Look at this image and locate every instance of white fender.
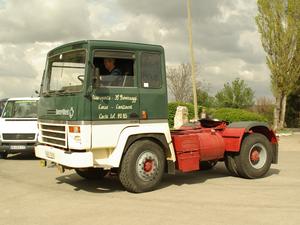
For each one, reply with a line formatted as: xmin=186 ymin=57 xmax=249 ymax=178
xmin=94 ymin=122 xmax=175 ymax=167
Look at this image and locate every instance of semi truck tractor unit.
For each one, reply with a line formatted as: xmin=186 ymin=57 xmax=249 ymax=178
xmin=35 ymin=40 xmax=278 ymax=193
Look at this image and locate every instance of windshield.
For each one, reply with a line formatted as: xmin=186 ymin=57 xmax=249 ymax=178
xmin=43 ymin=50 xmax=86 ymax=94
xmin=0 ymin=100 xmax=7 ymax=116
xmin=2 ymin=100 xmax=38 ymax=118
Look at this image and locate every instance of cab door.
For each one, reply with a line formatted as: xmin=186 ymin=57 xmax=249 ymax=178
xmin=91 ymin=50 xmax=140 ymax=148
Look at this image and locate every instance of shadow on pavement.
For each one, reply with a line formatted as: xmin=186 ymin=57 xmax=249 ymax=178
xmin=266 ymin=168 xmax=280 ymax=177
xmin=55 ymin=164 xmax=281 ymax=193
xmin=56 ymin=173 xmax=124 ymax=193
xmin=159 ymin=165 xmax=230 ymax=189
xmin=4 ymin=152 xmax=37 ymax=161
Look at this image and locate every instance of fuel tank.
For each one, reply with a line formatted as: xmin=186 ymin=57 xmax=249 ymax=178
xmin=196 ymin=130 xmax=225 ymax=161
xmin=172 ymin=128 xmax=226 ymax=162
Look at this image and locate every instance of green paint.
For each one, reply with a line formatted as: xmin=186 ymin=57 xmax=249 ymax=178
xmin=38 ymin=40 xmax=168 ymax=122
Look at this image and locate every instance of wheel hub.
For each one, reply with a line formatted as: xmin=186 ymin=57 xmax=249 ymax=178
xmin=144 ymin=160 xmax=154 ymax=172
xmin=136 ymin=151 xmax=158 ymax=182
xmin=248 ymin=143 xmax=267 ymax=169
xmin=250 ymin=149 xmax=260 ymax=163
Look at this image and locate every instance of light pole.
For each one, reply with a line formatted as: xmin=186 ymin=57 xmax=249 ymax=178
xmin=186 ymin=0 xmax=199 ymax=120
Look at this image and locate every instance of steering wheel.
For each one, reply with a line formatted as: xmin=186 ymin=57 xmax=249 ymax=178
xmin=77 ymin=75 xmax=84 ymax=82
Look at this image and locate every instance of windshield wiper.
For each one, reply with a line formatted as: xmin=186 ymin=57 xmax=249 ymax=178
xmin=43 ymin=90 xmax=55 ymax=97
xmin=56 ymin=89 xmax=75 ymax=96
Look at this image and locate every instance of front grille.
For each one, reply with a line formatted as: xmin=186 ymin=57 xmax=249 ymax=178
xmin=3 ymin=133 xmax=35 ymax=140
xmin=40 ymin=123 xmax=67 ymax=148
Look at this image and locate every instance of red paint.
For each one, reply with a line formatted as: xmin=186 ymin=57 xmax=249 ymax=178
xmin=144 ymin=160 xmax=153 ymax=172
xmin=175 ymin=151 xmax=200 ymax=172
xmin=221 ymin=128 xmax=246 ymax=152
xmin=171 ymin=123 xmax=277 ymax=173
xmin=197 ymin=130 xmax=225 ymax=161
xmin=250 ymin=149 xmax=260 ymax=162
xmin=172 ymin=129 xmax=225 ymax=172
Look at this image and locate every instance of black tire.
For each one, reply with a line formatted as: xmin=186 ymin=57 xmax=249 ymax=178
xmin=224 ymin=152 xmax=239 ymax=176
xmin=235 ymin=133 xmax=272 ymax=179
xmin=75 ymin=168 xmax=108 ymax=180
xmin=119 ymin=139 xmax=165 ymax=193
xmin=200 ymin=160 xmax=217 ymax=170
xmin=0 ymin=152 xmax=8 ymax=159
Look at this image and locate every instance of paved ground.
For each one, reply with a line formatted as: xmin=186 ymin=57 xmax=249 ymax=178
xmin=0 ymin=134 xmax=299 ymax=225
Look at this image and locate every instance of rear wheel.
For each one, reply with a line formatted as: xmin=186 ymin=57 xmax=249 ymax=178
xmin=119 ymin=139 xmax=165 ymax=193
xmin=235 ymin=133 xmax=272 ymax=179
xmin=75 ymin=168 xmax=108 ymax=180
xmin=224 ymin=152 xmax=239 ymax=176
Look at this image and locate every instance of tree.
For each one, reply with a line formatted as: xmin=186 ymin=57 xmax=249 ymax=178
xmin=167 ymin=63 xmax=199 ymax=102
xmin=286 ymin=78 xmax=300 ymax=127
xmin=197 ymin=87 xmax=215 ymax=108
xmin=256 ymin=0 xmax=300 ymax=130
xmin=215 ymin=78 xmax=255 ymax=109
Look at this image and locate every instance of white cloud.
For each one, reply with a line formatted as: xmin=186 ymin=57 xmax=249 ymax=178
xmin=0 ymin=0 xmax=92 ymax=43
xmin=0 ymin=0 xmax=273 ymax=100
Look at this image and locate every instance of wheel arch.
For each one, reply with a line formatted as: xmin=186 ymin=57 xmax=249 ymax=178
xmin=120 ymin=133 xmax=176 ymax=174
xmin=225 ymin=121 xmax=278 ymax=164
xmin=123 ymin=133 xmax=171 ymax=159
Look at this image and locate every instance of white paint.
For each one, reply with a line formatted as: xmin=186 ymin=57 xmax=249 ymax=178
xmin=35 ymin=145 xmax=93 ymax=168
xmin=93 ymin=122 xmax=175 ymax=168
xmin=36 ymin=121 xmax=175 ymax=169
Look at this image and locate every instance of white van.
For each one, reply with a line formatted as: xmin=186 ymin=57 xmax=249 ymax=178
xmin=0 ymin=97 xmax=39 ymax=159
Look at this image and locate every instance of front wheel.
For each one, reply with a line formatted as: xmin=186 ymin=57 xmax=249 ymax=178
xmin=119 ymin=139 xmax=165 ymax=193
xmin=235 ymin=133 xmax=273 ymax=179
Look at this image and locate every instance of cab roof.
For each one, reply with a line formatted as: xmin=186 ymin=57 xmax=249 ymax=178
xmin=48 ymin=40 xmax=164 ymax=57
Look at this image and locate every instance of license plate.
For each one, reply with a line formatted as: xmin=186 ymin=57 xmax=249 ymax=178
xmin=10 ymin=145 xmax=26 ymax=150
xmin=45 ymin=150 xmax=55 ymax=159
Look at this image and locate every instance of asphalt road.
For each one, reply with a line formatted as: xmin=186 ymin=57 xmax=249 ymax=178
xmin=0 ymin=134 xmax=299 ymax=225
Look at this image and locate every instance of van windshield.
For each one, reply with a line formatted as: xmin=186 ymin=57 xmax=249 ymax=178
xmin=2 ymin=100 xmax=38 ymax=118
xmin=43 ymin=50 xmax=86 ymax=94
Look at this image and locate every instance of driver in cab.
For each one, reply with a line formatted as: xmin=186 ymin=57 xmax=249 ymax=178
xmin=104 ymin=58 xmax=121 ymax=75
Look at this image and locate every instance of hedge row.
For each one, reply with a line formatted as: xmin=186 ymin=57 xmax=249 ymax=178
xmin=210 ymin=108 xmax=268 ymax=123
xmin=168 ymin=102 xmax=268 ymax=127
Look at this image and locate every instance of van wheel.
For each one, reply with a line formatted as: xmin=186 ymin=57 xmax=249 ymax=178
xmin=200 ymin=160 xmax=217 ymax=170
xmin=119 ymin=139 xmax=165 ymax=193
xmin=224 ymin=152 xmax=239 ymax=176
xmin=235 ymin=133 xmax=272 ymax=179
xmin=75 ymin=168 xmax=108 ymax=179
xmin=0 ymin=152 xmax=8 ymax=159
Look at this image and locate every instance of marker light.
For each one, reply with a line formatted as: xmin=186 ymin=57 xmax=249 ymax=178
xmin=141 ymin=111 xmax=148 ymax=120
xmin=69 ymin=126 xmax=81 ymax=133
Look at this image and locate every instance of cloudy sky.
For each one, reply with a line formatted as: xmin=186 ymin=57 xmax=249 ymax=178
xmin=0 ymin=0 xmax=272 ymax=100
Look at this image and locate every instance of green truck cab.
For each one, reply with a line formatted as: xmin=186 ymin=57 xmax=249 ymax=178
xmin=36 ymin=40 xmax=176 ymax=192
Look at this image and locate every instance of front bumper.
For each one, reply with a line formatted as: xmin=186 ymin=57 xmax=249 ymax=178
xmin=0 ymin=144 xmax=36 ymax=153
xmin=35 ymin=145 xmax=93 ymax=168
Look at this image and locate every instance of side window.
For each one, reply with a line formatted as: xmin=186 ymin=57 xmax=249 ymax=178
xmin=93 ymin=51 xmax=135 ymax=87
xmin=141 ymin=52 xmax=161 ymax=89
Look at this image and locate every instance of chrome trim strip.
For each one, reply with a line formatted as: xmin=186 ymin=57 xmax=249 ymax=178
xmin=38 ymin=119 xmax=168 ymax=125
